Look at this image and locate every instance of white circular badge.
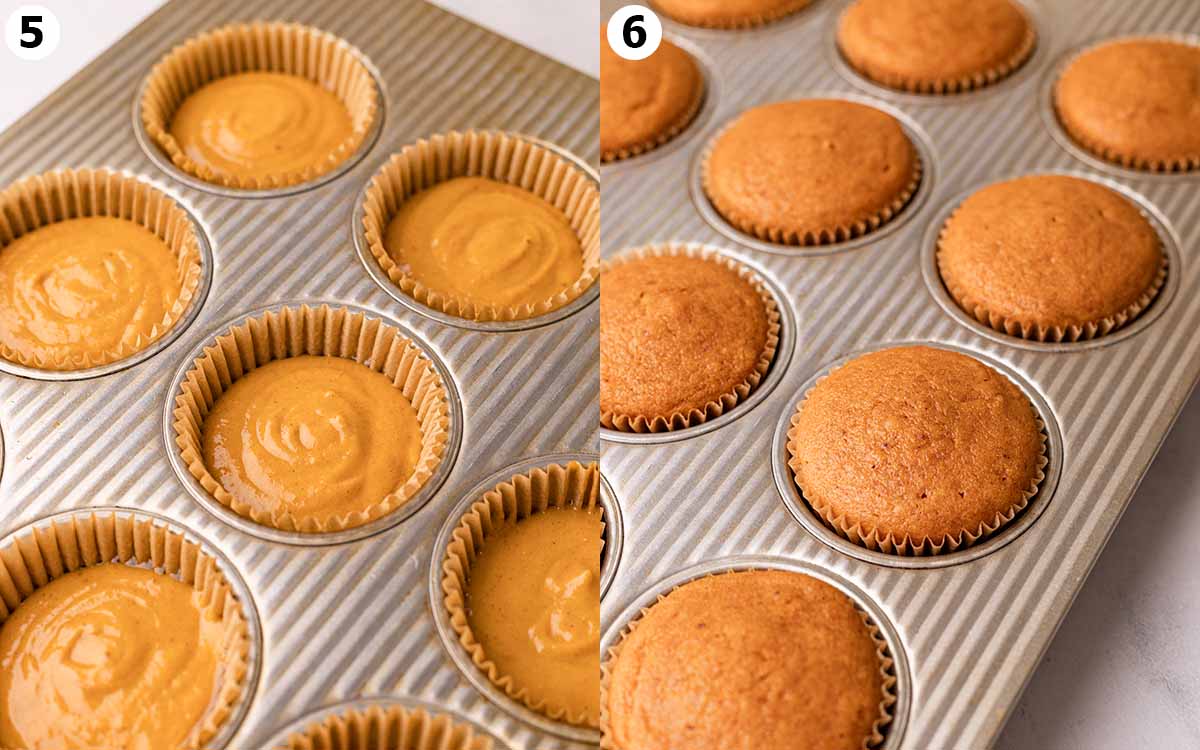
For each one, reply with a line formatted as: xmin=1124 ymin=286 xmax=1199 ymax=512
xmin=6 ymin=5 xmax=60 ymax=61
xmin=606 ymin=5 xmax=663 ymax=61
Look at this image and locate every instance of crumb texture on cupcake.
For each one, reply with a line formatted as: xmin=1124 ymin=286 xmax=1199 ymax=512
xmin=788 ymin=346 xmax=1046 ymax=554
xmin=703 ymin=100 xmax=920 ymax=246
xmin=837 ymin=0 xmax=1036 ymax=93
xmin=601 ymin=32 xmax=703 ymax=161
xmin=1054 ymin=39 xmax=1200 ymax=172
xmin=654 ymin=0 xmax=812 ymax=28
xmin=937 ymin=174 xmax=1165 ymax=341
xmin=600 ymin=249 xmax=777 ymax=432
xmin=604 ymin=569 xmax=890 ymax=750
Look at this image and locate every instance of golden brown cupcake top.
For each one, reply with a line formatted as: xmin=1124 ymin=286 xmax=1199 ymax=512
xmin=605 ymin=569 xmax=887 ymax=750
xmin=600 ymin=252 xmax=774 ymax=431
xmin=837 ymin=0 xmax=1035 ymax=93
xmin=601 ymin=33 xmax=703 ymax=161
xmin=1054 ymin=39 xmax=1200 ymax=172
xmin=937 ymin=175 xmax=1164 ymax=341
xmin=703 ymin=100 xmax=919 ymax=245
xmin=788 ymin=346 xmax=1044 ymax=550
xmin=654 ymin=0 xmax=812 ymax=28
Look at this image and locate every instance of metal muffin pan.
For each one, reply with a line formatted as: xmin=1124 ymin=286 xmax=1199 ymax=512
xmin=0 ymin=1 xmax=598 ymax=748
xmin=600 ymin=0 xmax=1200 ymax=747
xmin=428 ymin=450 xmax=618 ymax=745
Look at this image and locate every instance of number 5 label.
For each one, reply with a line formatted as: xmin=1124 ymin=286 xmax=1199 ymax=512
xmin=606 ymin=5 xmax=663 ymax=61
xmin=5 ymin=5 xmax=60 ymax=61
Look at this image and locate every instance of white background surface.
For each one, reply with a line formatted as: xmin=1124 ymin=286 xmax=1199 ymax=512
xmin=2 ymin=2 xmax=1198 ymax=748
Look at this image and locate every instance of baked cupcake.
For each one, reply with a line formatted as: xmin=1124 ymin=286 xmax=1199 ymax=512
xmin=600 ymin=245 xmax=779 ymax=432
xmin=601 ymin=31 xmax=704 ymax=161
xmin=275 ymin=703 xmax=496 ymax=750
xmin=703 ymin=100 xmax=921 ymax=245
xmin=1054 ymin=38 xmax=1200 ymax=172
xmin=603 ymin=569 xmax=893 ymax=750
xmin=441 ymin=461 xmax=604 ymax=728
xmin=172 ymin=304 xmax=451 ymax=534
xmin=0 ymin=169 xmax=203 ymax=371
xmin=787 ymin=346 xmax=1047 ymax=555
xmin=837 ymin=0 xmax=1036 ymax=93
xmin=141 ymin=22 xmax=378 ymax=189
xmin=937 ymin=174 xmax=1166 ymax=342
xmin=361 ymin=130 xmax=600 ymax=323
xmin=0 ymin=511 xmax=251 ymax=750
xmin=654 ymin=0 xmax=813 ymax=28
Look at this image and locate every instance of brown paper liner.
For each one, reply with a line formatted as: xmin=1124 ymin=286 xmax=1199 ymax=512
xmin=1053 ymin=37 xmax=1200 ymax=173
xmin=0 ymin=509 xmax=251 ymax=748
xmin=601 ymin=72 xmax=705 ymax=163
xmin=277 ymin=703 xmax=495 ymax=750
xmin=600 ymin=243 xmax=781 ymax=433
xmin=440 ymin=460 xmax=603 ymax=728
xmin=786 ymin=362 xmax=1050 ymax=556
xmin=838 ymin=11 xmax=1037 ymax=95
xmin=700 ymin=115 xmax=923 ymax=246
xmin=0 ymin=168 xmax=202 ymax=370
xmin=599 ymin=568 xmax=897 ymax=749
xmin=936 ymin=212 xmax=1168 ymax=343
xmin=171 ymin=304 xmax=450 ymax=533
xmin=361 ymin=130 xmax=600 ymax=322
xmin=653 ymin=0 xmax=813 ymax=29
xmin=140 ymin=21 xmax=378 ymax=190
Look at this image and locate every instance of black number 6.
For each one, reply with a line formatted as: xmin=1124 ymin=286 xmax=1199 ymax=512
xmin=19 ymin=15 xmax=44 ymax=49
xmin=622 ymin=14 xmax=646 ymax=49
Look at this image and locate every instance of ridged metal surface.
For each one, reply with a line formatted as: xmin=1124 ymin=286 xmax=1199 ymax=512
xmin=600 ymin=0 xmax=1200 ymax=748
xmin=0 ymin=1 xmax=598 ymax=748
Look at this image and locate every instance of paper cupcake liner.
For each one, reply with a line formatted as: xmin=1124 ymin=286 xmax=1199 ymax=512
xmin=654 ymin=0 xmax=813 ymax=29
xmin=838 ymin=12 xmax=1037 ymax=94
xmin=171 ymin=303 xmax=450 ymax=533
xmin=440 ymin=460 xmax=602 ymax=728
xmin=599 ymin=568 xmax=897 ymax=749
xmin=600 ymin=243 xmax=781 ymax=433
xmin=785 ymin=367 xmax=1050 ymax=556
xmin=274 ymin=703 xmax=496 ymax=750
xmin=700 ymin=116 xmax=923 ymax=246
xmin=936 ymin=214 xmax=1169 ymax=343
xmin=140 ymin=21 xmax=378 ymax=190
xmin=0 ymin=509 xmax=252 ymax=748
xmin=601 ymin=70 xmax=705 ymax=163
xmin=0 ymin=168 xmax=202 ymax=370
xmin=361 ymin=130 xmax=600 ymax=322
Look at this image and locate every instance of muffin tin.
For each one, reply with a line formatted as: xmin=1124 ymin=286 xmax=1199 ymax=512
xmin=0 ymin=1 xmax=598 ymax=748
xmin=602 ymin=0 xmax=1200 ymax=746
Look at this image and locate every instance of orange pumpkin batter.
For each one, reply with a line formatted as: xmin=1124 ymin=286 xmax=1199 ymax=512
xmin=383 ymin=177 xmax=583 ymax=310
xmin=169 ymin=72 xmax=353 ymax=181
xmin=0 ymin=563 xmax=223 ymax=750
xmin=466 ymin=507 xmax=603 ymax=725
xmin=201 ymin=355 xmax=423 ymax=527
xmin=0 ymin=217 xmax=183 ymax=368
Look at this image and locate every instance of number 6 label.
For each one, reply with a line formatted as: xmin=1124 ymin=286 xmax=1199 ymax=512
xmin=606 ymin=5 xmax=663 ymax=61
xmin=5 ymin=5 xmax=60 ymax=61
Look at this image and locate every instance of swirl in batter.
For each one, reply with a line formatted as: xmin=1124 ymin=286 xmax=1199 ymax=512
xmin=0 ymin=217 xmax=183 ymax=367
xmin=169 ymin=72 xmax=353 ymax=180
xmin=0 ymin=563 xmax=223 ymax=750
xmin=384 ymin=177 xmax=583 ymax=310
xmin=201 ymin=355 xmax=423 ymax=525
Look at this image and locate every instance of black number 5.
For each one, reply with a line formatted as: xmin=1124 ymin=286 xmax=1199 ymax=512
xmin=19 ymin=15 xmax=44 ymax=49
xmin=622 ymin=14 xmax=645 ymax=48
